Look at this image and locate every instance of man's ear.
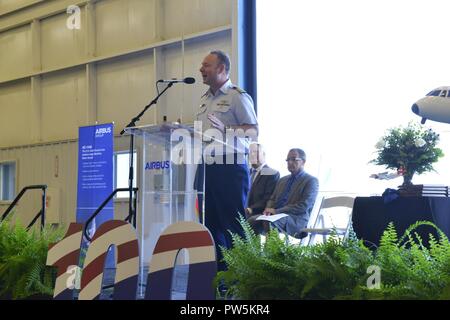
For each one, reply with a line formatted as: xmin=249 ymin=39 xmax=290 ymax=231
xmin=218 ymin=63 xmax=226 ymax=75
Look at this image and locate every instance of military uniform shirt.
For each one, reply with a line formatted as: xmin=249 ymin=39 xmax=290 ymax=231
xmin=196 ymin=79 xmax=258 ymax=154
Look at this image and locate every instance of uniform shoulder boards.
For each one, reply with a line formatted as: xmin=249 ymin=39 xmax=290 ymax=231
xmin=231 ymin=86 xmax=247 ymax=94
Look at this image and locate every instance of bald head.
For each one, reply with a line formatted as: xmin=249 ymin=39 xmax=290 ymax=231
xmin=249 ymin=143 xmax=266 ymax=168
xmin=199 ymin=50 xmax=230 ymax=92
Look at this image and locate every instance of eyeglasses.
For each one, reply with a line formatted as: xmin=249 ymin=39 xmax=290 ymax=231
xmin=285 ymin=157 xmax=303 ymax=162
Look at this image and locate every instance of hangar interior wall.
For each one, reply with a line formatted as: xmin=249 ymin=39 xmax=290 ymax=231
xmin=0 ymin=0 xmax=238 ymax=226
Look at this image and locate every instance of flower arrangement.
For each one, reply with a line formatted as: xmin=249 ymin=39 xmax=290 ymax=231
xmin=370 ymin=122 xmax=444 ymax=185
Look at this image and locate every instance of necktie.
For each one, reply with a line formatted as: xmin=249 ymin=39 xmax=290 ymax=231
xmin=250 ymin=168 xmax=257 ymax=185
xmin=275 ymin=175 xmax=295 ymax=209
xmin=246 ymin=169 xmax=257 ymax=208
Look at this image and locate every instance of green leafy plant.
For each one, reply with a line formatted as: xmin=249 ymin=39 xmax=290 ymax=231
xmin=370 ymin=122 xmax=444 ymax=185
xmin=215 ymin=217 xmax=450 ymax=300
xmin=0 ymin=218 xmax=65 ymax=299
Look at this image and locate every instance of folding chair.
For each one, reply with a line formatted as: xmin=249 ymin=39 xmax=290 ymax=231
xmin=300 ymin=195 xmax=355 ymax=246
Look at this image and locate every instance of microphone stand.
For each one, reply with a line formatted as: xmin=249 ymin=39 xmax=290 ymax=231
xmin=121 ymin=82 xmax=174 ymax=226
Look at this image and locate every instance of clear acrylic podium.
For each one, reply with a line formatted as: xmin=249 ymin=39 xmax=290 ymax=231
xmin=125 ymin=123 xmax=205 ymax=297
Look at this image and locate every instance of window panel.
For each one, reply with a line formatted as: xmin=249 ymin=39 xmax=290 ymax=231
xmin=114 ymin=152 xmax=136 ymax=198
xmin=257 ymin=0 xmax=450 ymax=194
xmin=0 ymin=161 xmax=16 ymax=201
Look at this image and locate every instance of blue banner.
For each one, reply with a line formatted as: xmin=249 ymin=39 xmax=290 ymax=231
xmin=76 ymin=123 xmax=114 ymax=231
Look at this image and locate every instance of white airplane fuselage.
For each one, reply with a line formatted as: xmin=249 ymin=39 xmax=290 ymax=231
xmin=412 ymin=86 xmax=450 ymax=124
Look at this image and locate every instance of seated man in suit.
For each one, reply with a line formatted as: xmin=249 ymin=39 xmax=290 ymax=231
xmin=248 ymin=148 xmax=319 ymax=238
xmin=245 ymin=143 xmax=280 ymax=219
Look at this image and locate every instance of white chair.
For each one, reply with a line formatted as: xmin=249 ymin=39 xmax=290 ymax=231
xmin=259 ymin=195 xmax=355 ymax=247
xmin=300 ymin=195 xmax=355 ymax=246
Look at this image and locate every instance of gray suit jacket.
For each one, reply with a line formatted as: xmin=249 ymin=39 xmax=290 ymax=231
xmin=247 ymin=165 xmax=280 ymax=215
xmin=266 ymin=171 xmax=319 ymax=238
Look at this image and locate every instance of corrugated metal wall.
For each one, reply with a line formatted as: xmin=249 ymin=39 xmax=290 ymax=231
xmin=0 ymin=0 xmax=236 ymax=225
xmin=0 ymin=140 xmax=77 ymax=226
xmin=0 ymin=135 xmax=139 ymax=226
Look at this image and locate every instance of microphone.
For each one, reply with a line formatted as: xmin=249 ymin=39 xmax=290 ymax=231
xmin=157 ymin=77 xmax=195 ymax=84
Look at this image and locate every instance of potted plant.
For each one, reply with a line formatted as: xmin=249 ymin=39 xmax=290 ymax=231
xmin=370 ymin=122 xmax=444 ymax=186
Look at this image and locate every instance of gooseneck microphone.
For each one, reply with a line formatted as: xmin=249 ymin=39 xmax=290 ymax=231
xmin=157 ymin=77 xmax=196 ymax=84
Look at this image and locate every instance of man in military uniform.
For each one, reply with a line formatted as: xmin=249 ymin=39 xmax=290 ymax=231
xmin=196 ymin=50 xmax=258 ymax=271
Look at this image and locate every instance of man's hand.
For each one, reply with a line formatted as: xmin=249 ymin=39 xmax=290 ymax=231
xmin=263 ymin=208 xmax=276 ymax=216
xmin=208 ymin=113 xmax=225 ymax=132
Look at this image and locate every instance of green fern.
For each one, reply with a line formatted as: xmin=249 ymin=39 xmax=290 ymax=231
xmin=0 ymin=219 xmax=65 ymax=299
xmin=215 ymin=218 xmax=450 ymax=300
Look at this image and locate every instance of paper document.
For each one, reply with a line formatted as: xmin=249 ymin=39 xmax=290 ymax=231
xmin=256 ymin=213 xmax=288 ymax=223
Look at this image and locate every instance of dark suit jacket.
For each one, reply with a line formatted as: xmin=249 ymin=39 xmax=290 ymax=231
xmin=266 ymin=171 xmax=319 ymax=238
xmin=247 ymin=165 xmax=280 ymax=215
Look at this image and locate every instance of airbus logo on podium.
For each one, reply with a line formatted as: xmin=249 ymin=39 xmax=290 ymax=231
xmin=145 ymin=161 xmax=170 ymax=170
